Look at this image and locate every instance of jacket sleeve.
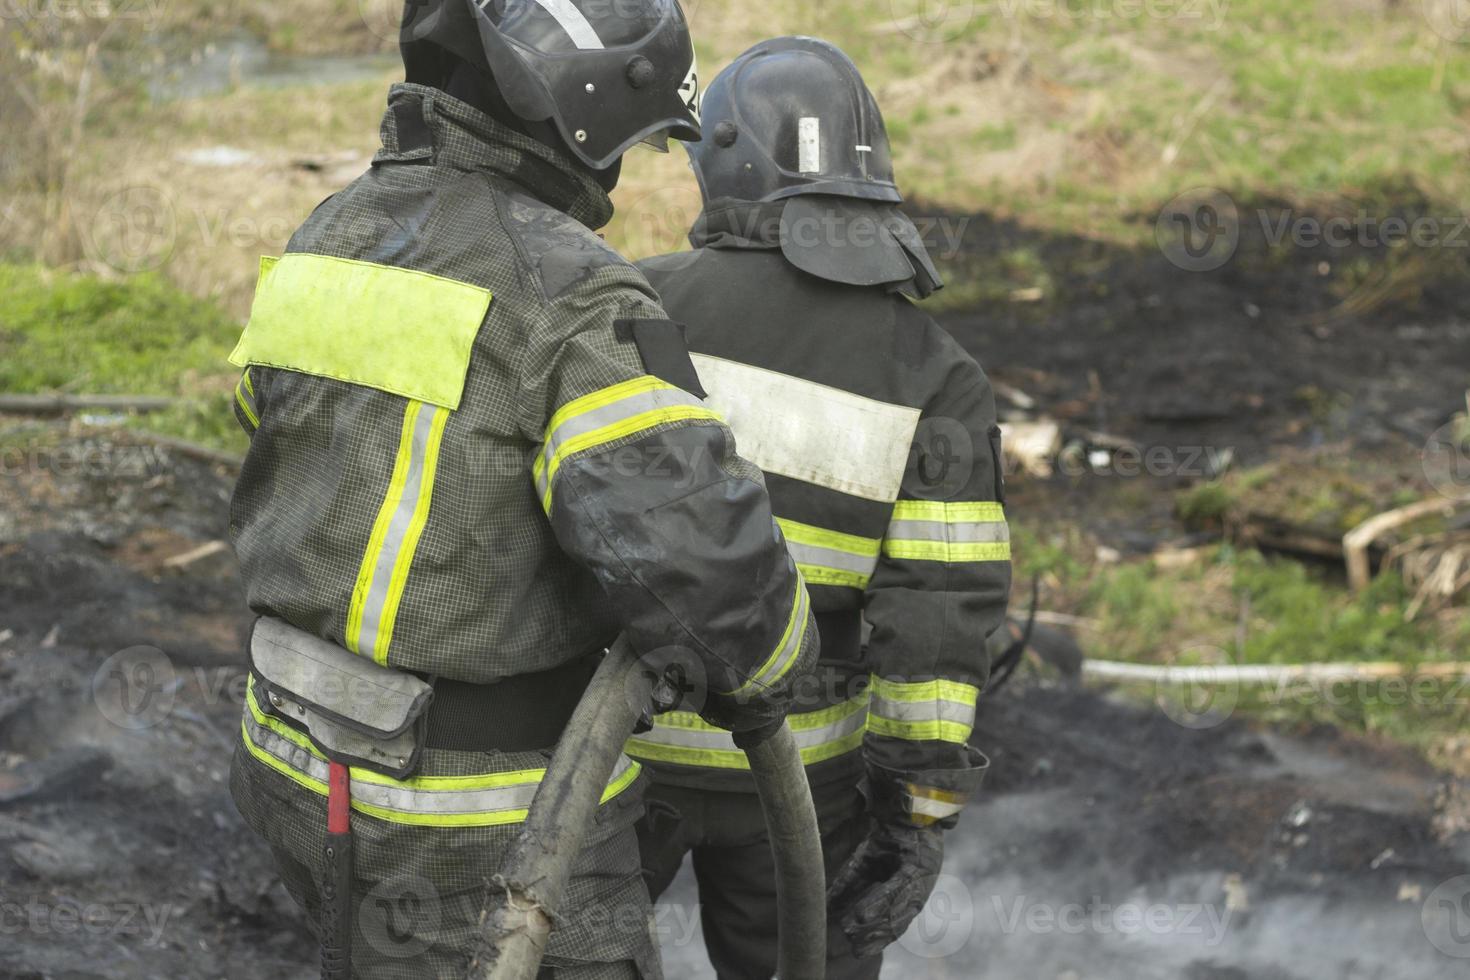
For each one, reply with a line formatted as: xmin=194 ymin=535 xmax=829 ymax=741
xmin=861 ymin=340 xmax=1011 ymax=828
xmin=518 ymin=276 xmax=819 ymax=732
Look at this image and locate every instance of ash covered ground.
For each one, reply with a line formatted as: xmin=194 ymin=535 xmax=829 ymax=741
xmin=3 ymin=202 xmax=1470 ymax=978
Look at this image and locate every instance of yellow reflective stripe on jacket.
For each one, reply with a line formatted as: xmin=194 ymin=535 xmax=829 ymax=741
xmin=532 ymin=375 xmax=721 ymax=512
xmin=883 ymin=500 xmax=1010 ymax=563
xmin=241 ymin=686 xmax=641 ymax=827
xmin=776 ymin=518 xmax=881 ymax=590
xmin=346 ymin=399 xmax=450 ymax=664
xmin=867 ymin=676 xmax=980 ymax=744
xmin=727 ymin=573 xmax=811 ymax=697
xmin=625 ymin=691 xmax=870 ymax=770
xmin=231 ymin=253 xmax=491 ymax=410
xmin=235 ymin=369 xmax=260 ymax=429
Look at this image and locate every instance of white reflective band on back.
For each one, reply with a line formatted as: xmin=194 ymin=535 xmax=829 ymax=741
xmin=691 ymin=354 xmax=920 ymax=502
xmin=799 ymin=117 xmax=821 ymax=174
xmin=528 ymin=0 xmax=605 ymax=50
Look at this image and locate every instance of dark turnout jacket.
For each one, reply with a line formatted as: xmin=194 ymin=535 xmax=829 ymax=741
xmin=630 ymin=200 xmax=1010 ymax=826
xmin=226 ymin=85 xmax=817 ymax=733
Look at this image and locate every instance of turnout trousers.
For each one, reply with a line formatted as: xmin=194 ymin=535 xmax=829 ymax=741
xmin=232 ymin=728 xmax=661 ymax=979
xmin=637 ymin=780 xmax=882 ymax=980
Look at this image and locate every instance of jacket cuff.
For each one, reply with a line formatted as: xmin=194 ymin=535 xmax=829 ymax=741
xmin=866 ymin=745 xmax=989 ymax=829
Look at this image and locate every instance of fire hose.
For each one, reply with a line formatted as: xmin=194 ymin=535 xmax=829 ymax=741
xmin=466 ymin=637 xmax=827 ymax=980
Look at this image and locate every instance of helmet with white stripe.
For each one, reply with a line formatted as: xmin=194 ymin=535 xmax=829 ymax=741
xmin=401 ymin=0 xmax=702 ymax=170
xmin=688 ymin=36 xmax=898 ymax=205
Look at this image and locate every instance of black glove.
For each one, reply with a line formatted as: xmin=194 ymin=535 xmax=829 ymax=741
xmin=826 ymin=820 xmax=945 ymax=958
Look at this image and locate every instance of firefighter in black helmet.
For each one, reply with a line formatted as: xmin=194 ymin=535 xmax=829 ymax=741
xmin=630 ymin=36 xmax=1010 ymax=978
xmin=227 ymin=4 xmax=820 ymax=978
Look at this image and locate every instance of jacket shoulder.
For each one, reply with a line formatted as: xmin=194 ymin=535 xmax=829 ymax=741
xmin=495 ymin=184 xmax=644 ymax=303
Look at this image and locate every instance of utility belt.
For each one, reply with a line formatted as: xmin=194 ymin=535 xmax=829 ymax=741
xmin=248 ymin=616 xmax=599 ymax=780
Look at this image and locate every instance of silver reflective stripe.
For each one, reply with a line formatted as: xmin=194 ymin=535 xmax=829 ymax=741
xmin=539 ymin=385 xmax=707 ymax=476
xmin=744 ymin=581 xmax=810 ymax=692
xmin=528 ymin=0 xmax=605 ymax=50
xmin=359 ymin=404 xmax=444 ymax=660
xmin=246 ymin=707 xmax=637 ymax=818
xmin=886 ymin=519 xmax=1011 ymax=544
xmin=784 ymin=539 xmax=880 ymax=580
xmin=870 ymin=694 xmax=977 ymax=729
xmin=911 ymin=794 xmax=965 ymax=821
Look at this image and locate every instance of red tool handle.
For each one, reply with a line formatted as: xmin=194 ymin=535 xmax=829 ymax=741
xmin=322 ymin=761 xmax=353 ymax=980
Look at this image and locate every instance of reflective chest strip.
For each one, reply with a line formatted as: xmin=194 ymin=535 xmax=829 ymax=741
xmin=690 ymin=354 xmax=920 ymax=503
xmin=777 ymin=518 xmax=880 ymax=591
xmin=883 ymin=500 xmax=1011 ymax=563
xmin=242 ymin=687 xmax=640 ymax=827
xmin=867 ymin=676 xmax=980 ymax=744
xmin=533 ymin=375 xmax=721 ymax=513
xmin=347 ymin=399 xmax=450 ymax=665
xmin=625 ymin=691 xmax=871 ymax=770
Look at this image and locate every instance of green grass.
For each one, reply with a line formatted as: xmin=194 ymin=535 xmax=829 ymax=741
xmin=1043 ymin=535 xmax=1470 ymax=769
xmin=0 ymin=264 xmax=245 ymax=450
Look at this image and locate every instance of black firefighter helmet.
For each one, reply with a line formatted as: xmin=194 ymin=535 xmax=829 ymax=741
xmin=688 ymin=36 xmax=942 ymax=298
xmin=401 ymin=0 xmax=702 ymax=171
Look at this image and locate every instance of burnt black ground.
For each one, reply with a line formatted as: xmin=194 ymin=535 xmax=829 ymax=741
xmin=1 ymin=431 xmax=1465 ymax=979
xmin=2 ymin=198 xmax=1469 ymax=977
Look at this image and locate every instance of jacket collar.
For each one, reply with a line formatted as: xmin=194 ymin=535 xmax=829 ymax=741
xmin=688 ymin=199 xmax=786 ymax=251
xmin=374 ymin=83 xmax=615 ymax=231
